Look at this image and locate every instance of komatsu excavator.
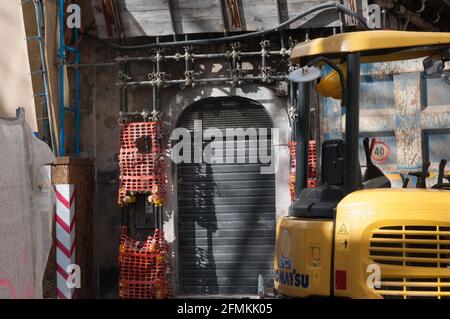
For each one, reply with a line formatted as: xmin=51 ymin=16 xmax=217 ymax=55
xmin=274 ymin=30 xmax=450 ymax=299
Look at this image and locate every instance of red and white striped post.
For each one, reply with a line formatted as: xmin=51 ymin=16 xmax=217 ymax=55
xmin=54 ymin=184 xmax=76 ymax=299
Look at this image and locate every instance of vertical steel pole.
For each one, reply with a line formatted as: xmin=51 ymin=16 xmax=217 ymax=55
xmin=344 ymin=53 xmax=361 ymax=195
xmin=295 ymin=82 xmax=311 ymax=198
xmin=155 ymin=36 xmax=162 ymax=229
xmin=58 ymin=0 xmax=65 ymax=156
xmin=75 ymin=27 xmax=80 ymax=157
xmin=338 ymin=0 xmax=346 ymax=33
xmin=289 ymin=81 xmax=296 ymax=141
xmin=34 ymin=0 xmax=56 ymax=155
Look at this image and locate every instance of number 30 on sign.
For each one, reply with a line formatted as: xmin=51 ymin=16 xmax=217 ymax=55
xmin=371 ymin=141 xmax=391 ymax=163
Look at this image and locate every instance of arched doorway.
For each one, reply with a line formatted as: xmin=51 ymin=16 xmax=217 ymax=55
xmin=176 ymin=96 xmax=276 ymax=296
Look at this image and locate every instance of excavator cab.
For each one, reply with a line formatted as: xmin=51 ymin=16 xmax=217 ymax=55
xmin=274 ymin=31 xmax=450 ymax=299
xmin=362 ymin=137 xmax=391 ymax=189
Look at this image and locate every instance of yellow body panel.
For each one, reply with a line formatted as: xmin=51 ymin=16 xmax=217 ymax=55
xmin=334 ymin=189 xmax=450 ymax=299
xmin=275 ymin=189 xmax=450 ymax=298
xmin=274 ymin=217 xmax=334 ymax=297
xmin=289 ymin=30 xmax=450 ymax=64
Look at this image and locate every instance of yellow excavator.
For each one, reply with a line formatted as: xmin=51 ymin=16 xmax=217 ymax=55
xmin=274 ymin=31 xmax=450 ymax=299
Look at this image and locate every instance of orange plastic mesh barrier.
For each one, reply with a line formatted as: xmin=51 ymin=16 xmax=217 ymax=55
xmin=289 ymin=140 xmax=317 ymax=202
xmin=119 ymin=226 xmax=171 ymax=299
xmin=118 ymin=121 xmax=167 ymax=206
xmin=288 ymin=141 xmax=297 ymax=201
xmin=308 ymin=141 xmax=317 ymax=178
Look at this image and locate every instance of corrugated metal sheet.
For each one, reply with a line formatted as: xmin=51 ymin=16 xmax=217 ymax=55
xmin=177 ymin=97 xmax=276 ymax=295
xmin=320 ymin=59 xmax=450 ymax=188
xmin=91 ymin=0 xmax=359 ymax=39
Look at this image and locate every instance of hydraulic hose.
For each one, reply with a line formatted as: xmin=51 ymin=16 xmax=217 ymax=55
xmin=84 ymin=2 xmax=370 ymax=50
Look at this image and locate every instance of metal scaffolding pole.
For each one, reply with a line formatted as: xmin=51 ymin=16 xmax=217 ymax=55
xmin=58 ymin=0 xmax=80 ymax=157
xmin=115 ymin=36 xmax=291 ymax=89
xmin=30 ymin=0 xmax=57 ymax=155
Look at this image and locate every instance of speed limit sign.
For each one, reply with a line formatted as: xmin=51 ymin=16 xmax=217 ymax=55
xmin=371 ymin=141 xmax=391 ymax=163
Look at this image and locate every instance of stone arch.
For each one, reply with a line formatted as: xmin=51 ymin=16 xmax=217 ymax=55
xmin=162 ymin=84 xmax=291 ymax=294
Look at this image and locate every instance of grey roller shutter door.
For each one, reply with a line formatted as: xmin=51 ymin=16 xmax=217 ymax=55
xmin=177 ymin=97 xmax=276 ymax=295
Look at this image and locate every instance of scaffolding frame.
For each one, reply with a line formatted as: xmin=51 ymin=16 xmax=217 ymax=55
xmin=23 ymin=0 xmax=57 ymax=154
xmin=58 ymin=0 xmax=80 ymax=157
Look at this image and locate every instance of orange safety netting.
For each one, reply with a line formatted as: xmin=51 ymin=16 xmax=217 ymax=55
xmin=289 ymin=140 xmax=317 ymax=202
xmin=118 ymin=121 xmax=167 ymax=206
xmin=119 ymin=226 xmax=171 ymax=299
xmin=308 ymin=141 xmax=317 ymax=179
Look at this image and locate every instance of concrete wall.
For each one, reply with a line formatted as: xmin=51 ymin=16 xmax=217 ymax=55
xmin=77 ymin=39 xmax=293 ymax=296
xmin=0 ymin=0 xmax=37 ymax=131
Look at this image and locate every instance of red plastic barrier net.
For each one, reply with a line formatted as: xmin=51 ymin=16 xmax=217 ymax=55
xmin=118 ymin=122 xmax=167 ymax=206
xmin=119 ymin=226 xmax=171 ymax=299
xmin=289 ymin=140 xmax=317 ymax=202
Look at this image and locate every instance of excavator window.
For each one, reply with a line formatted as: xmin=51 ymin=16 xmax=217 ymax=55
xmin=321 ymin=139 xmax=346 ymax=186
xmin=289 ymin=139 xmax=346 ymax=219
xmin=362 ymin=137 xmax=391 ymax=189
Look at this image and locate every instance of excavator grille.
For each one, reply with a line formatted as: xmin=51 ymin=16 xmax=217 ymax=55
xmin=369 ymin=225 xmax=450 ymax=298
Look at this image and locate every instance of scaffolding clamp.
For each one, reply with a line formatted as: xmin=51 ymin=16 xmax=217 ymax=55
xmin=260 ymin=40 xmax=271 ymax=58
xmin=151 ymin=110 xmax=164 ymax=122
xmin=184 ymin=46 xmax=195 ymax=63
xmin=288 ymin=103 xmax=298 ymax=121
xmin=230 ymin=42 xmax=241 ymax=60
xmin=184 ymin=70 xmax=197 ymax=87
xmin=117 ymin=70 xmax=132 ymax=86
xmin=148 ymin=72 xmax=167 ymax=87
xmin=260 ymin=66 xmax=273 ymax=83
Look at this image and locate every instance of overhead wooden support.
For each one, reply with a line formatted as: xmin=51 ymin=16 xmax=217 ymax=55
xmin=92 ymin=0 xmax=357 ymax=39
xmin=219 ymin=0 xmax=230 ymax=35
xmin=167 ymin=0 xmax=177 ymax=40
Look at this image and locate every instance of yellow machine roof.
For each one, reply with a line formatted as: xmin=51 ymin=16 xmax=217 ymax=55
xmin=338 ymin=189 xmax=450 ymax=212
xmin=290 ymin=30 xmax=450 ymax=64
